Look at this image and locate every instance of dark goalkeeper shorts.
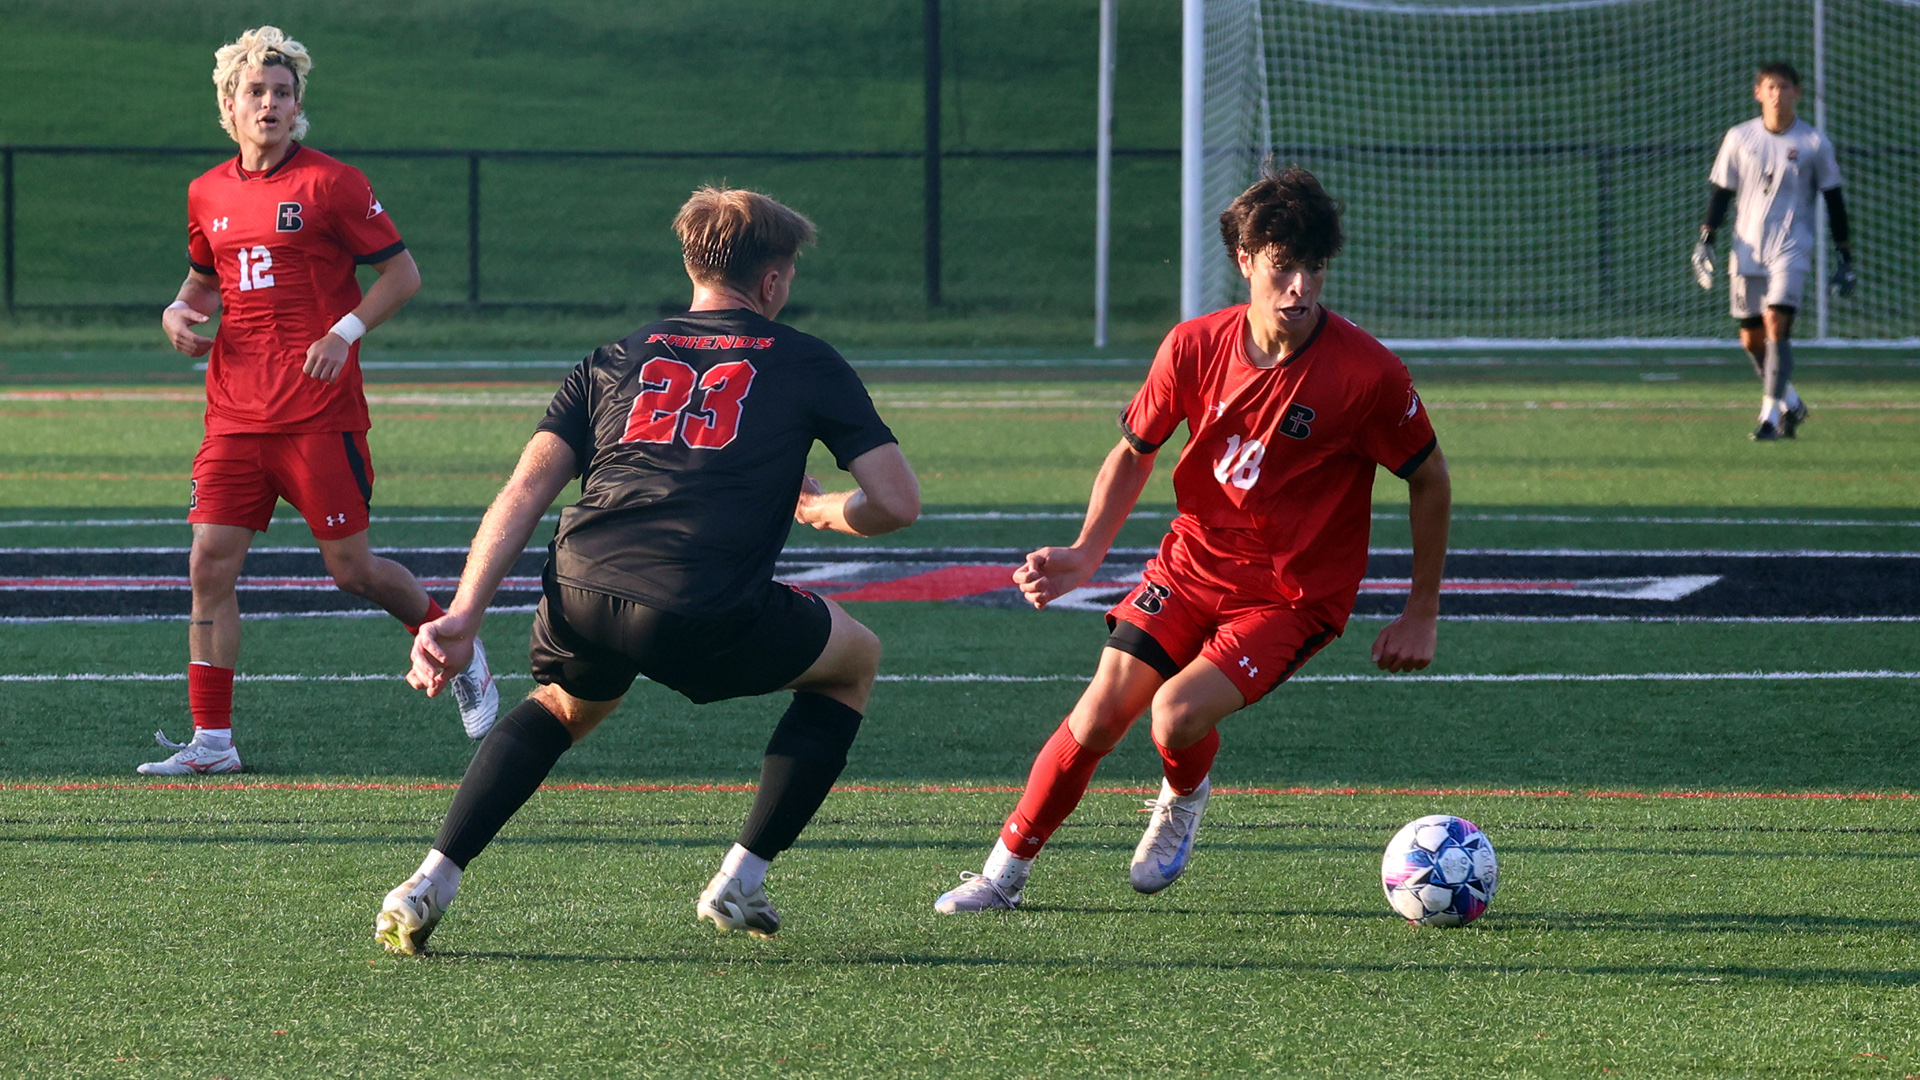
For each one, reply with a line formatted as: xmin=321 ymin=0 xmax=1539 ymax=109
xmin=529 ymin=575 xmax=834 ymax=705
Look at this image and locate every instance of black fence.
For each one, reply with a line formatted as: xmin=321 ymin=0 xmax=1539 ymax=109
xmin=0 ymin=143 xmax=1180 ymax=316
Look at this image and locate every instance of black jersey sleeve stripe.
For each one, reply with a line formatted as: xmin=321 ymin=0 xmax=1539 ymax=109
xmin=1391 ymin=436 xmax=1438 ymax=480
xmin=354 ymin=240 xmax=408 ymax=266
xmin=187 ymin=255 xmax=216 ymax=275
xmin=1117 ymin=410 xmax=1162 ymax=455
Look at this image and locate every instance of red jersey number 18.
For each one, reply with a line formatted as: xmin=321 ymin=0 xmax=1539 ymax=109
xmin=1213 ymin=434 xmax=1265 ymax=491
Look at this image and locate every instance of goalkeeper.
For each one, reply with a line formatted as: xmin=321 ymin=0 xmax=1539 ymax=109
xmin=1690 ymin=61 xmax=1851 ymax=441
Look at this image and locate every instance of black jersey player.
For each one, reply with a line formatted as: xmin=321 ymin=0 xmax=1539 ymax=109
xmin=375 ymin=187 xmax=921 ymax=953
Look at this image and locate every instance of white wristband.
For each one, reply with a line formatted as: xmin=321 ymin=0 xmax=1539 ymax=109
xmin=165 ymin=300 xmax=191 ymax=312
xmin=328 ymin=312 xmax=367 ymax=344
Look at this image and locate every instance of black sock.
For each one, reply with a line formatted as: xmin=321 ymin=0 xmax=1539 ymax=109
xmin=737 ymin=692 xmax=863 ymax=860
xmin=433 ymin=698 xmax=574 ymax=868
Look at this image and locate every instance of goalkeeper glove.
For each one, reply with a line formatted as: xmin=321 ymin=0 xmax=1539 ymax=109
xmin=1829 ymin=249 xmax=1857 ymax=298
xmin=1690 ymin=234 xmax=1715 ymax=290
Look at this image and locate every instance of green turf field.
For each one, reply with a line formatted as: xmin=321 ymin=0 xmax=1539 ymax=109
xmin=2 ymin=349 xmax=1918 ymax=1077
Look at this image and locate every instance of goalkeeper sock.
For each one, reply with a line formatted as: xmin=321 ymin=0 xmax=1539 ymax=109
xmin=433 ymin=698 xmax=573 ymax=868
xmin=1784 ymin=384 xmax=1803 ymax=410
xmin=1764 ymin=338 xmax=1795 ymax=404
xmin=999 ymin=718 xmax=1107 ymax=860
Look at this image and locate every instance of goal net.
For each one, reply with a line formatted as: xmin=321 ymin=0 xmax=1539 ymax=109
xmin=1185 ymin=0 xmax=1920 ymax=343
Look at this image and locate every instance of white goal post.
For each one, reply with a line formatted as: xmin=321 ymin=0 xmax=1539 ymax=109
xmin=1180 ymin=0 xmax=1920 ymax=346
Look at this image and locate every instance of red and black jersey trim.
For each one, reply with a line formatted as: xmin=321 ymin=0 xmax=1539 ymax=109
xmin=1392 ymin=436 xmax=1438 ymax=480
xmin=1276 ymin=307 xmax=1329 ymax=368
xmin=1117 ymin=411 xmax=1163 ymax=454
xmin=340 ymin=433 xmax=374 ymax=506
xmin=233 ymin=142 xmax=303 ymax=181
xmin=354 ymin=240 xmax=407 ymax=266
xmin=187 ymin=254 xmax=216 ymax=275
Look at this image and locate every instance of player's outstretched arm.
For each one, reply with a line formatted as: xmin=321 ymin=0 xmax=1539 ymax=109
xmin=1015 ymin=438 xmax=1156 ymax=610
xmin=162 ymin=271 xmax=221 ymax=358
xmin=304 ymin=250 xmax=423 ymax=383
xmin=1372 ymin=447 xmax=1450 ymax=672
xmin=410 ymin=431 xmax=577 ymax=696
xmin=793 ymin=443 xmax=921 ymax=537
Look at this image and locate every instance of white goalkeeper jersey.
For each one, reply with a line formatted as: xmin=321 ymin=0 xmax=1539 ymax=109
xmin=1709 ymin=117 xmax=1842 ymax=275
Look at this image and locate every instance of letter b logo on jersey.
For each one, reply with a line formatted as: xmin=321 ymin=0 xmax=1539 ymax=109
xmin=275 ymin=202 xmax=304 ymax=232
xmin=1279 ymin=403 xmax=1315 ymax=440
xmin=1131 ymin=582 xmax=1172 ymax=615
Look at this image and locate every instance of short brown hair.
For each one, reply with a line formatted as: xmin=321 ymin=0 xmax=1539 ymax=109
xmin=1756 ymin=62 xmax=1801 ymax=87
xmin=673 ymin=186 xmax=818 ymax=289
xmin=1218 ymin=163 xmax=1344 ymax=266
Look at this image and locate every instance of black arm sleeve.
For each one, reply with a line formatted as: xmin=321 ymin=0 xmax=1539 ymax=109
xmin=1823 ymin=187 xmax=1850 ymax=249
xmin=1702 ymin=186 xmax=1735 ymax=236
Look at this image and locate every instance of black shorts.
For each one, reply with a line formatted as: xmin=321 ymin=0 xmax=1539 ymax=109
xmin=529 ymin=576 xmax=834 ymax=705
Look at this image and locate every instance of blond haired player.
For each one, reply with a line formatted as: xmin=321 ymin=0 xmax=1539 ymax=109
xmin=375 ymin=187 xmax=919 ymax=954
xmin=148 ymin=26 xmax=497 ymax=775
xmin=1691 ymin=62 xmax=1853 ymax=441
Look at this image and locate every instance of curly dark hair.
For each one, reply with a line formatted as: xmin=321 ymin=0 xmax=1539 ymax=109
xmin=1218 ymin=163 xmax=1344 ymax=266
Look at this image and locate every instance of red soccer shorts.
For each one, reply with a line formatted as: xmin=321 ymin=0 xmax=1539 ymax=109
xmin=1107 ymin=557 xmax=1342 ymax=706
xmin=188 ymin=431 xmax=374 ymax=540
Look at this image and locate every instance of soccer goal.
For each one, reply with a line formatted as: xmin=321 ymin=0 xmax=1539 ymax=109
xmin=1181 ymin=0 xmax=1920 ymax=345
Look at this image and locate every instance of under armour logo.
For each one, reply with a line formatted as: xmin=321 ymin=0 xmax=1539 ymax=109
xmin=1212 ymin=401 xmax=1228 ymax=418
xmin=1239 ymin=656 xmax=1259 ymax=677
xmin=211 ymin=217 xmax=229 ymax=232
xmin=324 ymin=513 xmax=348 ymax=527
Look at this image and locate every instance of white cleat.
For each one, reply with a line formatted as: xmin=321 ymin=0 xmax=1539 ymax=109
xmin=696 ymin=871 xmax=781 ymax=939
xmin=934 ymin=871 xmax=1022 ymax=913
xmin=450 ymin=637 xmax=499 ymax=740
xmin=375 ymin=872 xmax=450 ymax=956
xmin=1130 ymin=776 xmax=1210 ymax=894
xmin=136 ymin=730 xmax=241 ymax=776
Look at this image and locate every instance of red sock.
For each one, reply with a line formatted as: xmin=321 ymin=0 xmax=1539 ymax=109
xmin=404 ymin=596 xmax=446 ymax=636
xmin=188 ymin=662 xmax=235 ymax=732
xmin=1155 ymin=727 xmax=1220 ymax=796
xmin=999 ymin=719 xmax=1107 ymax=859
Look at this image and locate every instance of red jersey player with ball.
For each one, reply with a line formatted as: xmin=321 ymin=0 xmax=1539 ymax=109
xmin=937 ymin=165 xmax=1451 ymax=912
xmin=146 ymin=27 xmax=497 ymax=775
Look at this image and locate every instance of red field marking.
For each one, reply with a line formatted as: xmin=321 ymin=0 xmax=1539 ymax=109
xmin=827 ymin=564 xmax=1021 ymax=602
xmin=4 ymin=782 xmax=1912 ymax=800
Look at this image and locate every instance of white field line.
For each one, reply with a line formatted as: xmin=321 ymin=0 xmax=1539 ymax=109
xmin=2 ymin=670 xmax=1915 ymax=685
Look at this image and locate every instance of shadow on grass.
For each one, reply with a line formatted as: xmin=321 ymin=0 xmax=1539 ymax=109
xmin=415 ymin=946 xmax=1920 ymax=988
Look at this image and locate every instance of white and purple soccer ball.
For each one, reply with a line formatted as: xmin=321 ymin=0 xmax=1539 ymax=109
xmin=1381 ymin=814 xmax=1497 ymax=927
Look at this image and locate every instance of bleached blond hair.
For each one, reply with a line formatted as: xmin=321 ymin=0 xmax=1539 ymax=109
xmin=212 ymin=26 xmax=312 ymax=143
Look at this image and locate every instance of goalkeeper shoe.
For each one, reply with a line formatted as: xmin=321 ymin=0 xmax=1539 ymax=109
xmin=136 ymin=730 xmax=241 ymax=775
xmin=934 ymin=872 xmax=1023 ymax=913
xmin=1130 ymin=776 xmax=1210 ymax=894
xmin=375 ymin=872 xmax=450 ymax=956
xmin=1750 ymin=421 xmax=1782 ymax=442
xmin=696 ymin=871 xmax=781 ymax=939
xmin=1782 ymin=400 xmax=1810 ymax=439
xmin=449 ymin=637 xmax=499 ymax=740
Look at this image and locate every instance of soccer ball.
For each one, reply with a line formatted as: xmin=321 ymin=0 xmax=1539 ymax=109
xmin=1380 ymin=814 xmax=1497 ymax=927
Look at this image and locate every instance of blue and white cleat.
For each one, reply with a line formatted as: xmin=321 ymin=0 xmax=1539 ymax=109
xmin=1130 ymin=776 xmax=1210 ymax=894
xmin=450 ymin=637 xmax=499 ymax=740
